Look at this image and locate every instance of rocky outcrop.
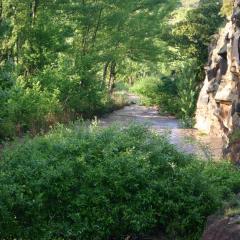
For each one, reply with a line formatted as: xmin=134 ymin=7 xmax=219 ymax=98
xmin=202 ymin=193 xmax=240 ymax=240
xmin=195 ymin=0 xmax=240 ymax=162
xmin=202 ymin=215 xmax=240 ymax=240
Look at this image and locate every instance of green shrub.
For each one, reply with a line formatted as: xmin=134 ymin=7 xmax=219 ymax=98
xmin=31 ymin=60 xmax=114 ymax=119
xmin=114 ymin=81 xmax=129 ymax=92
xmin=156 ymin=74 xmax=179 ymax=114
xmin=131 ymin=77 xmax=162 ymax=106
xmin=131 ymin=64 xmax=199 ymax=127
xmin=6 ymin=79 xmax=61 ymax=134
xmin=176 ymin=64 xmax=199 ymax=127
xmin=0 ymin=60 xmax=127 ymax=140
xmin=131 ymin=75 xmax=178 ymax=113
xmin=0 ymin=123 xmax=239 ymax=239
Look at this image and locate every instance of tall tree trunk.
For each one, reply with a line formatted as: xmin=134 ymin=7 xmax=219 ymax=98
xmin=128 ymin=76 xmax=134 ymax=86
xmin=16 ymin=36 xmax=19 ymax=64
xmin=31 ymin=0 xmax=39 ymax=26
xmin=82 ymin=24 xmax=90 ymax=55
xmin=92 ymin=7 xmax=103 ymax=47
xmin=81 ymin=0 xmax=91 ymax=55
xmin=0 ymin=0 xmax=3 ymax=63
xmin=108 ymin=61 xmax=116 ymax=94
xmin=103 ymin=61 xmax=109 ymax=83
xmin=0 ymin=0 xmax=2 ymax=25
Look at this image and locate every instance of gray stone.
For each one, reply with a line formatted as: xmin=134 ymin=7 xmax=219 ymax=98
xmin=219 ymin=58 xmax=228 ymax=76
xmin=207 ymin=79 xmax=219 ymax=93
xmin=207 ymin=68 xmax=218 ymax=81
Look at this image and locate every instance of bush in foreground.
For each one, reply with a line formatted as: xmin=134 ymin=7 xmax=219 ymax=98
xmin=0 ymin=123 xmax=239 ymax=239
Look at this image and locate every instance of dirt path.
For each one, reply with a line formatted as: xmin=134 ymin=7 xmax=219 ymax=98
xmin=100 ymin=95 xmax=223 ymax=160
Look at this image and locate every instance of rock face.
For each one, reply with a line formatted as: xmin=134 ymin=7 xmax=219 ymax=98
xmin=195 ymin=0 xmax=240 ymax=162
xmin=202 ymin=215 xmax=240 ymax=240
xmin=202 ymin=192 xmax=240 ymax=239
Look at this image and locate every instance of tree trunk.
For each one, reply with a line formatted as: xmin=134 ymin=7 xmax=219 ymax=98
xmin=0 ymin=0 xmax=2 ymax=25
xmin=92 ymin=8 xmax=103 ymax=47
xmin=103 ymin=62 xmax=109 ymax=83
xmin=31 ymin=0 xmax=39 ymax=25
xmin=15 ymin=36 xmax=19 ymax=64
xmin=108 ymin=61 xmax=116 ymax=94
xmin=128 ymin=76 xmax=134 ymax=86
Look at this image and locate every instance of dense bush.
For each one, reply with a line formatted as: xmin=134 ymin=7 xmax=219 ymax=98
xmin=0 ymin=0 xmax=177 ymax=141
xmin=0 ymin=80 xmax=60 ymax=139
xmin=175 ymin=64 xmax=199 ymax=127
xmin=8 ymin=80 xmax=60 ymax=131
xmin=0 ymin=63 xmax=126 ymax=140
xmin=0 ymin=123 xmax=239 ymax=239
xmin=131 ymin=75 xmax=180 ymax=114
xmin=131 ymin=77 xmax=162 ymax=106
xmin=131 ymin=66 xmax=198 ymax=127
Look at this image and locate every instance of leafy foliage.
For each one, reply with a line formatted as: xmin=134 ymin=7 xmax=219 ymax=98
xmin=0 ymin=123 xmax=239 ymax=239
xmin=131 ymin=77 xmax=162 ymax=106
xmin=221 ymin=0 xmax=234 ymax=17
xmin=7 ymin=80 xmax=60 ymax=132
xmin=176 ymin=64 xmax=199 ymax=127
xmin=0 ymin=2 xmax=238 ymax=240
xmin=133 ymin=0 xmax=224 ymax=125
xmin=0 ymin=0 xmax=177 ymax=139
xmin=132 ymin=63 xmax=199 ymax=127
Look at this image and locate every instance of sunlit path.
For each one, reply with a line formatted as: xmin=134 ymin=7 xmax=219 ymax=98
xmin=100 ymin=95 xmax=223 ymax=160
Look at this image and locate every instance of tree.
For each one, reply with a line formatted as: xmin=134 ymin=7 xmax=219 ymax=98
xmin=0 ymin=0 xmax=178 ymax=138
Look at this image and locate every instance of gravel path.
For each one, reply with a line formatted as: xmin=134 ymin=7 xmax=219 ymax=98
xmin=100 ymin=95 xmax=223 ymax=160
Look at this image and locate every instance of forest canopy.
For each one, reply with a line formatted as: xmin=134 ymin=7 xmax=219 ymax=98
xmin=0 ymin=0 xmax=228 ymax=132
xmin=0 ymin=0 xmax=178 ymax=139
xmin=1 ymin=1 xmax=240 ymax=240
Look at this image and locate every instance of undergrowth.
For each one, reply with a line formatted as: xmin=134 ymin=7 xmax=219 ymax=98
xmin=0 ymin=123 xmax=239 ymax=239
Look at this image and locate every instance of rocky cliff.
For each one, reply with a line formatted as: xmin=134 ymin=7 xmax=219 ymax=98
xmin=195 ymin=0 xmax=240 ymax=163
